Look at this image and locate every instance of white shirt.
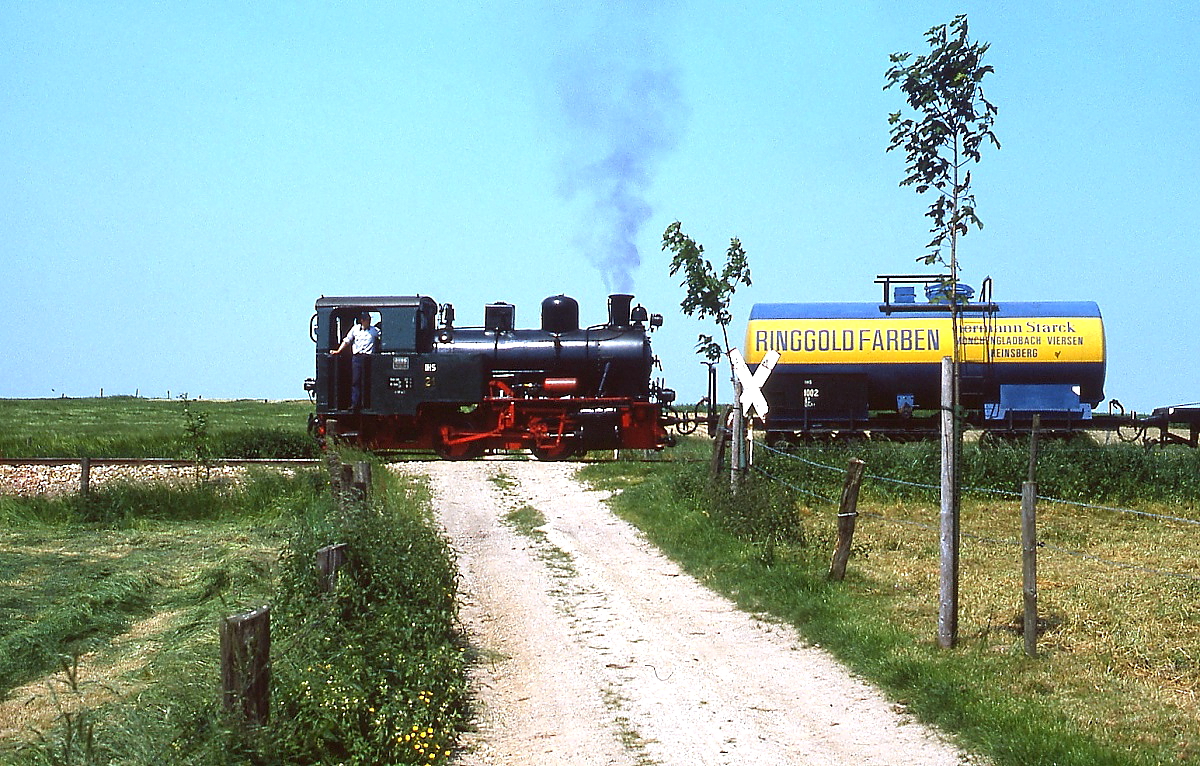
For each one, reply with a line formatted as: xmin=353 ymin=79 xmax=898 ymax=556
xmin=342 ymin=324 xmax=380 ymax=355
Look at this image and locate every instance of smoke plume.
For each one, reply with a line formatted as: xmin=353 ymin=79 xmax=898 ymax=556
xmin=553 ymin=5 xmax=686 ymax=293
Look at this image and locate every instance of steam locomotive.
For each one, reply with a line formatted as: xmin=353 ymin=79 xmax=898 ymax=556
xmin=305 ymin=293 xmax=676 ymax=459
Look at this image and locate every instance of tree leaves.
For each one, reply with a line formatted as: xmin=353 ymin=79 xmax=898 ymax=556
xmin=662 ymin=221 xmax=752 ymax=364
xmin=884 ymin=14 xmax=999 ymax=270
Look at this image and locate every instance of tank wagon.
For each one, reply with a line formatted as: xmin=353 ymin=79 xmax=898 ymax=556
xmin=743 ymin=276 xmax=1108 ymax=440
xmin=305 ymin=293 xmax=676 ymax=459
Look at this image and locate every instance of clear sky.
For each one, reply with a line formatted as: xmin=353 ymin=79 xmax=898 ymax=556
xmin=3 ymin=2 xmax=1197 ymax=412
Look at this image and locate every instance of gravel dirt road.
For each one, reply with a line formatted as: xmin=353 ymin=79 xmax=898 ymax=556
xmin=398 ymin=460 xmax=981 ymax=766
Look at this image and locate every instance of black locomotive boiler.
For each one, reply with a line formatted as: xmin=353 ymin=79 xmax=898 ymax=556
xmin=305 ymin=293 xmax=676 ymax=459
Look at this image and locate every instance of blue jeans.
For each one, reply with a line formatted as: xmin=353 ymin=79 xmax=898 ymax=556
xmin=350 ymin=355 xmax=369 ymax=410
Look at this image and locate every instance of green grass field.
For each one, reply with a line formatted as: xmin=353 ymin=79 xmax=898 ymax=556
xmin=0 ymin=397 xmax=315 ymax=459
xmin=6 ymin=398 xmax=1199 ymax=764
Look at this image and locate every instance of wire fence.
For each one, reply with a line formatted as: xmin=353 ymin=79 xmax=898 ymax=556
xmin=748 ymin=436 xmax=1200 ymax=583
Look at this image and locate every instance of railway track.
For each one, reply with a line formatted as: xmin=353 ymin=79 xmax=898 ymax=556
xmin=0 ymin=457 xmax=321 ymax=467
xmin=0 ymin=457 xmax=321 ymax=497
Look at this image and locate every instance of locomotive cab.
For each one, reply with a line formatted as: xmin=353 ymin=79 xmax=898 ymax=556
xmin=312 ymin=296 xmax=449 ymax=413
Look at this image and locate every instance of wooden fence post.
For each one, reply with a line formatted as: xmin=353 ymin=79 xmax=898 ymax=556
xmin=351 ymin=461 xmax=372 ymax=501
xmin=220 ymin=605 xmax=271 ymax=725
xmin=1021 ymin=481 xmax=1038 ymax=657
xmin=316 ymin=543 xmax=349 ymax=593
xmin=1022 ymin=414 xmax=1041 ymax=657
xmin=79 ymin=457 xmax=91 ymax=496
xmin=333 ymin=461 xmax=372 ymax=508
xmin=828 ymin=458 xmax=867 ymax=581
xmin=710 ymin=406 xmax=732 ymax=481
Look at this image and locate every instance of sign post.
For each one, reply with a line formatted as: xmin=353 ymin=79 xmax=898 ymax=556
xmin=729 ymin=349 xmax=780 ymax=480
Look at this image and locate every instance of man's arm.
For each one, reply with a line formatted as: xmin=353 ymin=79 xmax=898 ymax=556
xmin=331 ymin=329 xmax=353 ymax=355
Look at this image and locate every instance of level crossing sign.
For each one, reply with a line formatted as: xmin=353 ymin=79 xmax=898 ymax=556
xmin=729 ymin=348 xmax=780 ymax=419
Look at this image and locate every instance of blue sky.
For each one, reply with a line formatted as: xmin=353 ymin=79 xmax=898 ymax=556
xmin=3 ymin=1 xmax=1197 ymax=412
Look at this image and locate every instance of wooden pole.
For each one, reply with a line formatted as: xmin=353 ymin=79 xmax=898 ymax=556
xmin=828 ymin=458 xmax=867 ymax=581
xmin=938 ymin=356 xmax=959 ymax=649
xmin=731 ymin=382 xmax=746 ymax=490
xmin=1022 ymin=414 xmax=1041 ymax=657
xmin=1021 ymin=480 xmax=1038 ymax=657
xmin=220 ymin=605 xmax=271 ymax=725
xmin=316 ymin=543 xmax=349 ymax=593
xmin=351 ymin=461 xmax=372 ymax=501
xmin=79 ymin=457 xmax=91 ymax=496
xmin=710 ymin=406 xmax=732 ymax=480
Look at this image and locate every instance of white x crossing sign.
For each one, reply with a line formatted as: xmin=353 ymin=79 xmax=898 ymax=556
xmin=729 ymin=348 xmax=780 ymax=419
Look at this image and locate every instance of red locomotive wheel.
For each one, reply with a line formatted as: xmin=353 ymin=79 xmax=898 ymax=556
xmin=434 ymin=437 xmax=484 ymax=461
xmin=434 ymin=433 xmax=486 ymax=460
xmin=530 ymin=439 xmax=577 ymax=462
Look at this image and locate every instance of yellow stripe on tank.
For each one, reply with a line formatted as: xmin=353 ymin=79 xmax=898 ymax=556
xmin=744 ymin=317 xmax=1105 ymax=366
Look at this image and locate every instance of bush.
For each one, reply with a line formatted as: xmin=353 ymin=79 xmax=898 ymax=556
xmin=684 ymin=468 xmax=808 ymax=551
xmin=269 ymin=467 xmax=467 ymax=765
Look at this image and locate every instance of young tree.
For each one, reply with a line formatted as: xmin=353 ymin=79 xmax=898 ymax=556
xmin=663 ymin=221 xmax=752 ymax=485
xmin=885 ymin=15 xmax=998 ymax=648
xmin=885 ymin=13 xmax=999 ymax=285
xmin=661 ymin=220 xmax=751 ymax=371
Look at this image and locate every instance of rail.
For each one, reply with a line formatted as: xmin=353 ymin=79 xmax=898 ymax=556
xmin=0 ymin=457 xmax=321 ymax=467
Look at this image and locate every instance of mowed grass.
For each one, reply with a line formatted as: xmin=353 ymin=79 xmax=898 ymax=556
xmin=1 ymin=466 xmax=468 ymax=765
xmin=583 ymin=435 xmax=1200 ymax=766
xmin=0 ymin=475 xmax=301 ymax=753
xmin=0 ymin=397 xmax=315 ymax=458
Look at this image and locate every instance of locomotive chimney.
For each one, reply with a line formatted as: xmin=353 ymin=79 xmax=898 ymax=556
xmin=607 ymin=294 xmax=633 ymax=328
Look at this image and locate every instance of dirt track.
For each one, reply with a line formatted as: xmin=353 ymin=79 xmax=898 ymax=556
xmin=397 ymin=460 xmax=980 ymax=766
